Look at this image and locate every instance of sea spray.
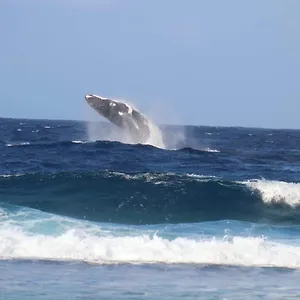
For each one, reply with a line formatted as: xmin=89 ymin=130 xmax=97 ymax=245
xmin=144 ymin=118 xmax=165 ymax=149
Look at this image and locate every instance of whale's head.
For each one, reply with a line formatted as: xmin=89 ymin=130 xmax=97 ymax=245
xmin=85 ymin=94 xmax=133 ymax=127
xmin=85 ymin=94 xmax=113 ymax=114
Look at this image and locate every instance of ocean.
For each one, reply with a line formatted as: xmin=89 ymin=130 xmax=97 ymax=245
xmin=1 ymin=117 xmax=300 ymax=299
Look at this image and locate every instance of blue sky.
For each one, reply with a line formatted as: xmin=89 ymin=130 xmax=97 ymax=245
xmin=0 ymin=0 xmax=299 ymax=128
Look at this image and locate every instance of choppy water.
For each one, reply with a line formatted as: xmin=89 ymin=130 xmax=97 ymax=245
xmin=1 ymin=117 xmax=300 ymax=299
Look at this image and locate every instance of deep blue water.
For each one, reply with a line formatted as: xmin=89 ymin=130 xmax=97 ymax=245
xmin=1 ymin=117 xmax=300 ymax=299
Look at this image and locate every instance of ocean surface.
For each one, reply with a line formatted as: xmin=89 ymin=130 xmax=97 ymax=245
xmin=1 ymin=117 xmax=300 ymax=299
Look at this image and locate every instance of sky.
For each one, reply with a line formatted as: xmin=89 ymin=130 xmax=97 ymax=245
xmin=0 ymin=0 xmax=299 ymax=128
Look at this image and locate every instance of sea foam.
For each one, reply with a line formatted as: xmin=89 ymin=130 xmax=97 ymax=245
xmin=244 ymin=179 xmax=300 ymax=207
xmin=0 ymin=212 xmax=300 ymax=268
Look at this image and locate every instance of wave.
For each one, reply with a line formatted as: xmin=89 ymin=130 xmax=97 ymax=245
xmin=1 ymin=172 xmax=300 ymax=224
xmin=6 ymin=142 xmax=30 ymax=147
xmin=0 ymin=205 xmax=299 ymax=268
xmin=3 ymin=139 xmax=220 ymax=156
xmin=244 ymin=180 xmax=300 ymax=207
xmin=2 ymin=227 xmax=300 ymax=268
xmin=5 ymin=140 xmax=90 ymax=148
xmin=177 ymin=147 xmax=221 ymax=155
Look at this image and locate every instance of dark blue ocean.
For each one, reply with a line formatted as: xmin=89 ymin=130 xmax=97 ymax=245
xmin=1 ymin=117 xmax=300 ymax=299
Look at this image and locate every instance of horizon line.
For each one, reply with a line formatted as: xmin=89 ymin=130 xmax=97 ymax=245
xmin=0 ymin=116 xmax=299 ymax=132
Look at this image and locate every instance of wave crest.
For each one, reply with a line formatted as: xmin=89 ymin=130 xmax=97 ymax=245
xmin=245 ymin=180 xmax=300 ymax=207
xmin=1 ymin=172 xmax=300 ymax=224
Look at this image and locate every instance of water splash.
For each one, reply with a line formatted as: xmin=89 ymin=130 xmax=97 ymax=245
xmin=143 ymin=118 xmax=165 ymax=149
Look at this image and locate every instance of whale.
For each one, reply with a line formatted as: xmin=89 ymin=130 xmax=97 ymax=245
xmin=85 ymin=94 xmax=150 ymax=144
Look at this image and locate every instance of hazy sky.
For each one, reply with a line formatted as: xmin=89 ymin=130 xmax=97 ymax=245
xmin=0 ymin=0 xmax=299 ymax=128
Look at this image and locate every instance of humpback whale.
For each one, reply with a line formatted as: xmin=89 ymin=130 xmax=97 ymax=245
xmin=85 ymin=94 xmax=150 ymax=144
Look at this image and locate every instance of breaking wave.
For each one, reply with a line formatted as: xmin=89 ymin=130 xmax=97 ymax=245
xmin=1 ymin=205 xmax=300 ymax=268
xmin=1 ymin=172 xmax=300 ymax=224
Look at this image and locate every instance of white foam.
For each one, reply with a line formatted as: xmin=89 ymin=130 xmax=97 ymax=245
xmin=104 ymin=172 xmax=216 ymax=185
xmin=202 ymin=148 xmax=220 ymax=153
xmin=244 ymin=180 xmax=300 ymax=207
xmin=6 ymin=142 xmax=30 ymax=147
xmin=0 ymin=225 xmax=300 ymax=268
xmin=1 ymin=173 xmax=25 ymax=178
xmin=105 ymin=172 xmax=173 ymax=185
xmin=186 ymin=174 xmax=217 ymax=180
xmin=72 ymin=140 xmax=88 ymax=144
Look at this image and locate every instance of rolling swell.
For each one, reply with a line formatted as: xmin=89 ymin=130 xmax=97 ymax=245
xmin=1 ymin=172 xmax=299 ymax=225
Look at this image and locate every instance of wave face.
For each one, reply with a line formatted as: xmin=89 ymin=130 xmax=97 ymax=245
xmin=1 ymin=172 xmax=300 ymax=225
xmin=1 ymin=117 xmax=300 ymax=271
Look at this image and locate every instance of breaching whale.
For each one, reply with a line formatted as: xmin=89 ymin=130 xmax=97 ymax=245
xmin=85 ymin=94 xmax=150 ymax=144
